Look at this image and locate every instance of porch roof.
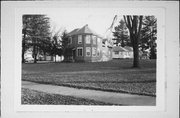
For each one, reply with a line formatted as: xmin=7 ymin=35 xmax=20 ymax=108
xmin=112 ymin=46 xmax=128 ymax=52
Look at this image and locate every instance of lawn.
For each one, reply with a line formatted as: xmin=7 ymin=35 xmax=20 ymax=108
xmin=22 ymin=88 xmax=116 ymax=105
xmin=22 ymin=59 xmax=156 ymax=96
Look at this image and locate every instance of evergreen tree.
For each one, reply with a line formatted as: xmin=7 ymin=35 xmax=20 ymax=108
xmin=113 ymin=19 xmax=130 ymax=47
xmin=61 ymin=30 xmax=70 ymax=60
xmin=140 ymin=16 xmax=157 ymax=59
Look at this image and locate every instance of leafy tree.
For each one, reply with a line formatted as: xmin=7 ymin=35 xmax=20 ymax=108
xmin=22 ymin=15 xmax=51 ymax=63
xmin=123 ymin=15 xmax=143 ymax=67
xmin=113 ymin=19 xmax=131 ymax=47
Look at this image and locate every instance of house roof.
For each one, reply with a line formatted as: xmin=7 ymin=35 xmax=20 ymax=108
xmin=68 ymin=24 xmax=103 ymax=38
xmin=124 ymin=46 xmax=133 ymax=51
xmin=68 ymin=28 xmax=79 ymax=36
xmin=112 ymin=46 xmax=128 ymax=52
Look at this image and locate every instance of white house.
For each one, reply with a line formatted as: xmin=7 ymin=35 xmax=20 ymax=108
xmin=112 ymin=46 xmax=133 ymax=59
xmin=123 ymin=46 xmax=133 ymax=58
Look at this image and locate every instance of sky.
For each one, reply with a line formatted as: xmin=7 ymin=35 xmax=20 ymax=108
xmin=47 ymin=8 xmax=123 ymax=38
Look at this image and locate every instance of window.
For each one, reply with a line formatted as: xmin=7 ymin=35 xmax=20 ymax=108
xmin=97 ymin=48 xmax=100 ymax=56
xmin=86 ymin=47 xmax=91 ymax=56
xmin=115 ymin=51 xmax=119 ymax=55
xmin=77 ymin=47 xmax=83 ymax=56
xmin=78 ymin=35 xmax=82 ymax=44
xmin=97 ymin=38 xmax=101 ymax=43
xmin=92 ymin=47 xmax=96 ymax=57
xmin=92 ymin=36 xmax=96 ymax=44
xmin=68 ymin=37 xmax=72 ymax=44
xmin=86 ymin=35 xmax=91 ymax=44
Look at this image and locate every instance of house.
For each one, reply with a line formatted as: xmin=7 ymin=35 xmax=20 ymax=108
xmin=112 ymin=46 xmax=151 ymax=59
xmin=112 ymin=46 xmax=133 ymax=59
xmin=123 ymin=46 xmax=133 ymax=58
xmin=66 ymin=24 xmax=112 ymax=62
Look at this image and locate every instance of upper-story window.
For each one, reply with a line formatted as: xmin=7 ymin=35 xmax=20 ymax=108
xmin=86 ymin=35 xmax=91 ymax=44
xmin=92 ymin=36 xmax=96 ymax=45
xmin=97 ymin=38 xmax=101 ymax=43
xmin=78 ymin=35 xmax=82 ymax=44
xmin=68 ymin=37 xmax=72 ymax=44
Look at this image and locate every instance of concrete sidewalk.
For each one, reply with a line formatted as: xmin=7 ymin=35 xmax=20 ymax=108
xmin=22 ymin=81 xmax=156 ymax=106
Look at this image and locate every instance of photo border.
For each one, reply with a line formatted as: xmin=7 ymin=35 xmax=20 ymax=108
xmin=1 ymin=1 xmax=179 ymax=118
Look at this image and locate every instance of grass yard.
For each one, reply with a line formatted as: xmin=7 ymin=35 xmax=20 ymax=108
xmin=22 ymin=59 xmax=156 ymax=96
xmin=22 ymin=88 xmax=116 ymax=105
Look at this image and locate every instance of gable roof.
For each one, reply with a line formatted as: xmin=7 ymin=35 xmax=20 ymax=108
xmin=124 ymin=46 xmax=133 ymax=51
xmin=68 ymin=24 xmax=103 ymax=38
xmin=76 ymin=24 xmax=97 ymax=34
xmin=113 ymin=46 xmax=128 ymax=52
xmin=68 ymin=28 xmax=79 ymax=36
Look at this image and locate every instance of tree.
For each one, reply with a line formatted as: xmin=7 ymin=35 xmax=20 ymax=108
xmin=22 ymin=15 xmax=51 ymax=63
xmin=61 ymin=30 xmax=70 ymax=59
xmin=140 ymin=16 xmax=157 ymax=59
xmin=123 ymin=15 xmax=143 ymax=67
xmin=22 ymin=15 xmax=32 ymax=63
xmin=113 ymin=19 xmax=130 ymax=47
xmin=50 ymin=30 xmax=63 ymax=62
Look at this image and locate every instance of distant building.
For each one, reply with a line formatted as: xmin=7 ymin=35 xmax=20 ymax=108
xmin=66 ymin=24 xmax=112 ymax=62
xmin=112 ymin=45 xmax=151 ymax=59
xmin=124 ymin=46 xmax=133 ymax=58
xmin=112 ymin=46 xmax=133 ymax=59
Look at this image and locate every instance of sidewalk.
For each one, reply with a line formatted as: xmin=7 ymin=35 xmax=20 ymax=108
xmin=22 ymin=81 xmax=156 ymax=106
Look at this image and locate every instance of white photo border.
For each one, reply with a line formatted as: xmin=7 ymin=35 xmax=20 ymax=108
xmin=1 ymin=1 xmax=179 ymax=118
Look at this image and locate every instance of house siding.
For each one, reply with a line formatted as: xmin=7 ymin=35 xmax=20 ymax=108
xmin=67 ymin=25 xmax=112 ymax=62
xmin=70 ymin=34 xmax=103 ymax=62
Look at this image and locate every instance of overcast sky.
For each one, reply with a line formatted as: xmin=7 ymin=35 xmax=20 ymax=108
xmin=47 ymin=8 xmax=123 ymax=37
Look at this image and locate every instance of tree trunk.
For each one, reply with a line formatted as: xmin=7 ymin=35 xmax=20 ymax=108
xmin=33 ymin=38 xmax=37 ymax=63
xmin=43 ymin=51 xmax=46 ymax=61
xmin=34 ymin=53 xmax=37 ymax=63
xmin=54 ymin=55 xmax=56 ymax=62
xmin=132 ymin=35 xmax=140 ymax=68
xmin=22 ymin=30 xmax=26 ymax=63
xmin=22 ymin=41 xmax=25 ymax=63
xmin=133 ymin=44 xmax=139 ymax=67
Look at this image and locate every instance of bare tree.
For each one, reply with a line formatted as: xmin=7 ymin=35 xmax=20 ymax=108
xmin=123 ymin=15 xmax=143 ymax=67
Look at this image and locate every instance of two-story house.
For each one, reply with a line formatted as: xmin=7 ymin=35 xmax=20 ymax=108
xmin=66 ymin=24 xmax=112 ymax=62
